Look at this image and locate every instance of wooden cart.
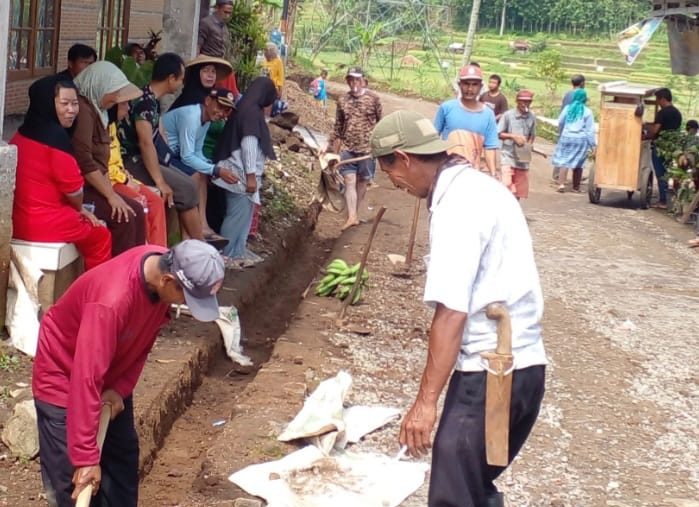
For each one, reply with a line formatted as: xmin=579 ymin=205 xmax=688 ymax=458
xmin=588 ymin=82 xmax=659 ymax=208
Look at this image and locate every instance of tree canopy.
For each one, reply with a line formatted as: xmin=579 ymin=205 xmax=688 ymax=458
xmin=452 ymin=0 xmax=653 ymax=35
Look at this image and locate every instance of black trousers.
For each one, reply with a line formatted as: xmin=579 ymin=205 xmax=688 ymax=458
xmin=35 ymin=397 xmax=139 ymax=507
xmin=83 ymin=186 xmax=146 ymax=258
xmin=428 ymin=365 xmax=546 ymax=507
xmin=125 ymin=158 xmax=199 ymax=212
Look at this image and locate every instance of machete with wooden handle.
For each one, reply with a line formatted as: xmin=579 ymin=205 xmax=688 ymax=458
xmin=75 ymin=404 xmax=112 ymax=507
xmin=482 ymin=303 xmax=514 ymax=467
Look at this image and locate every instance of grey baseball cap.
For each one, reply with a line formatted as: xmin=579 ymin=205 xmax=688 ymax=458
xmin=170 ymin=240 xmax=225 ymax=322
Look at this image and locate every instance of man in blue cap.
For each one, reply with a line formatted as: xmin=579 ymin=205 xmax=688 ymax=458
xmin=32 ymin=240 xmax=225 ymax=507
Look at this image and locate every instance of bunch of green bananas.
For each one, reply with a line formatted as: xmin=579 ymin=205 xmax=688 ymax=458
xmin=315 ymin=258 xmax=370 ymax=304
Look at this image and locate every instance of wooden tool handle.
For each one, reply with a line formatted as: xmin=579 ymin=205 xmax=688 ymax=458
xmin=532 ymin=147 xmax=548 ymax=159
xmin=405 ymin=197 xmax=420 ymax=268
xmin=337 ymin=206 xmax=387 ymax=322
xmin=329 ymin=154 xmax=373 ymax=169
xmin=485 ymin=303 xmax=512 ymax=356
xmin=75 ymin=404 xmax=112 ymax=507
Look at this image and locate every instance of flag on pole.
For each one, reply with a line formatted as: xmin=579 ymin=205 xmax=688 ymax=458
xmin=618 ymin=17 xmax=664 ymax=66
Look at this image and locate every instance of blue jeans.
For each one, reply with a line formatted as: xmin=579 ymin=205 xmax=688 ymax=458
xmin=220 ymin=191 xmax=254 ymax=258
xmin=651 ymin=145 xmax=668 ymax=204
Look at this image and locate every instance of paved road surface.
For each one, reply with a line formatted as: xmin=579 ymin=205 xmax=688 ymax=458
xmin=323 ymin=85 xmax=699 ymax=505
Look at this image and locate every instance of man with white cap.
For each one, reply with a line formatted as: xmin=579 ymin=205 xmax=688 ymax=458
xmin=325 ymin=66 xmax=382 ymax=231
xmin=434 ymin=64 xmax=499 ymax=177
xmin=32 ymin=240 xmax=225 ymax=507
xmin=370 ymin=110 xmax=546 ymax=507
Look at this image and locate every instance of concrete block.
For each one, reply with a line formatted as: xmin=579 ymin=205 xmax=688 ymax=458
xmin=11 ymin=240 xmax=83 ymax=310
xmin=0 ymin=142 xmax=17 ymax=328
xmin=161 ymin=0 xmax=200 ymax=59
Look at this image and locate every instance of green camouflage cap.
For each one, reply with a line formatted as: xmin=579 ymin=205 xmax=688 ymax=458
xmin=370 ymin=110 xmax=450 ymax=158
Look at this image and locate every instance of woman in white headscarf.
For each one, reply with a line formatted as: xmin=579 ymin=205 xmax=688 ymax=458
xmin=72 ymin=61 xmax=148 ymax=255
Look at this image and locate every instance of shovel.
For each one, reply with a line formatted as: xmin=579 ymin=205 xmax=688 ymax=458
xmin=482 ymin=303 xmax=514 ymax=467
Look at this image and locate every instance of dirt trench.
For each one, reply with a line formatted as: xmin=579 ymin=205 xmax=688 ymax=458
xmin=138 ymin=204 xmax=336 ymax=505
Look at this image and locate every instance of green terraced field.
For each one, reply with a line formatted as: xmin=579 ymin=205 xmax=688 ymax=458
xmin=296 ymin=28 xmax=699 ymax=120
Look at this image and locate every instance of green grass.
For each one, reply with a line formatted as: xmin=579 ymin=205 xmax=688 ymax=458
xmin=0 ymin=351 xmax=20 ymax=372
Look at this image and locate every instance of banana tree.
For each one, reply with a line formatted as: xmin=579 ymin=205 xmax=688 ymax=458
xmin=354 ymin=21 xmax=386 ymax=70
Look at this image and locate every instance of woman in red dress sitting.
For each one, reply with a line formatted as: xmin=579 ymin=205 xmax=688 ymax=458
xmin=11 ymin=76 xmax=112 ymax=270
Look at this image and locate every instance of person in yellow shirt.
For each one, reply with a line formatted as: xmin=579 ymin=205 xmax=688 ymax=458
xmin=108 ymin=103 xmax=168 ymax=246
xmin=262 ymin=43 xmax=284 ymax=94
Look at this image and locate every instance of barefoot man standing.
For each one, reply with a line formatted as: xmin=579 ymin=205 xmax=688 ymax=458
xmin=326 ymin=67 xmax=382 ymax=230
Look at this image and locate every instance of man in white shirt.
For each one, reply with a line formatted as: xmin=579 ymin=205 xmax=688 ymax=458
xmin=370 ymin=110 xmax=547 ymax=507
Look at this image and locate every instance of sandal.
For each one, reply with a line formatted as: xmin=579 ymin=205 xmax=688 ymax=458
xmin=688 ymin=238 xmax=699 ymax=248
xmin=204 ymin=233 xmax=229 ymax=250
xmin=557 ymin=185 xmax=565 ymax=193
xmin=651 ymin=202 xmax=668 ymax=210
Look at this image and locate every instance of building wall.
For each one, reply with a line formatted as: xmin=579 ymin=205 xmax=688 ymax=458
xmin=4 ymin=0 xmax=164 ymax=116
xmin=129 ymin=0 xmax=165 ymax=45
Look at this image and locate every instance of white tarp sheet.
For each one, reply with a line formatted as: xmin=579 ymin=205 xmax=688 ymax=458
xmin=229 ymin=445 xmax=429 ymax=507
xmin=231 ymin=372 xmax=425 ymax=505
xmin=278 ymin=370 xmax=352 ymax=450
xmin=277 ymin=371 xmax=401 ymax=452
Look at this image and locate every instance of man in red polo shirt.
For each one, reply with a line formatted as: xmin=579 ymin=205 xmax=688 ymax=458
xmin=32 ymin=240 xmax=224 ymax=507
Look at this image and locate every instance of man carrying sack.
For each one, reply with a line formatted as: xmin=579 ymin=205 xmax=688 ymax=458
xmin=369 ymin=110 xmax=547 ymax=507
xmin=32 ymin=240 xmax=225 ymax=506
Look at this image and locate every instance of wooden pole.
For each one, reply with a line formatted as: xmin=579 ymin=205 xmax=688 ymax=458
xmin=75 ymin=405 xmax=111 ymax=507
xmin=336 ymin=206 xmax=387 ymax=323
xmin=405 ymin=197 xmax=420 ymax=268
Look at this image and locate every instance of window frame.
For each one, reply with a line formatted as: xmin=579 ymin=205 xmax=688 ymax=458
xmin=96 ymin=0 xmax=131 ymax=59
xmin=7 ymin=0 xmax=62 ymax=81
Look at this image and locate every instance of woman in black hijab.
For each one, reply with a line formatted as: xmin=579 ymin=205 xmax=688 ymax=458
xmin=209 ymin=77 xmax=277 ymax=262
xmin=11 ymin=76 xmax=112 ymax=269
xmin=170 ymin=55 xmax=233 ymax=111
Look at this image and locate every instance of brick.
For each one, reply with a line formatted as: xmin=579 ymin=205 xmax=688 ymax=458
xmin=4 ymin=0 xmax=167 ymax=115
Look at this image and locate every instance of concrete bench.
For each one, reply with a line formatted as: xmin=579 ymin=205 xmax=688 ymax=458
xmin=10 ymin=240 xmax=83 ymax=309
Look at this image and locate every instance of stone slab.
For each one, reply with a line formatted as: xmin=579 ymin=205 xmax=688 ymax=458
xmin=0 ymin=142 xmax=18 ymax=328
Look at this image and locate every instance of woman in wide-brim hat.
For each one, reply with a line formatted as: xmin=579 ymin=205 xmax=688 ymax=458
xmin=170 ymin=55 xmax=234 ymax=111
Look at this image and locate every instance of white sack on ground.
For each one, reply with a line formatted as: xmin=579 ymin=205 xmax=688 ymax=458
xmin=172 ymin=304 xmax=252 ymax=366
xmin=6 ymin=252 xmax=43 ymax=356
xmin=278 ymin=371 xmax=352 ymax=448
xmin=216 ymin=306 xmax=252 ymax=366
xmin=278 ymin=371 xmax=402 ymax=452
xmin=340 ymin=405 xmax=401 ymax=445
xmin=229 ymin=445 xmax=429 ymax=507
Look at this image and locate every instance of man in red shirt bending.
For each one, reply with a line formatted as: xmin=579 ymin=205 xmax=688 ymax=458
xmin=32 ymin=240 xmax=225 ymax=507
